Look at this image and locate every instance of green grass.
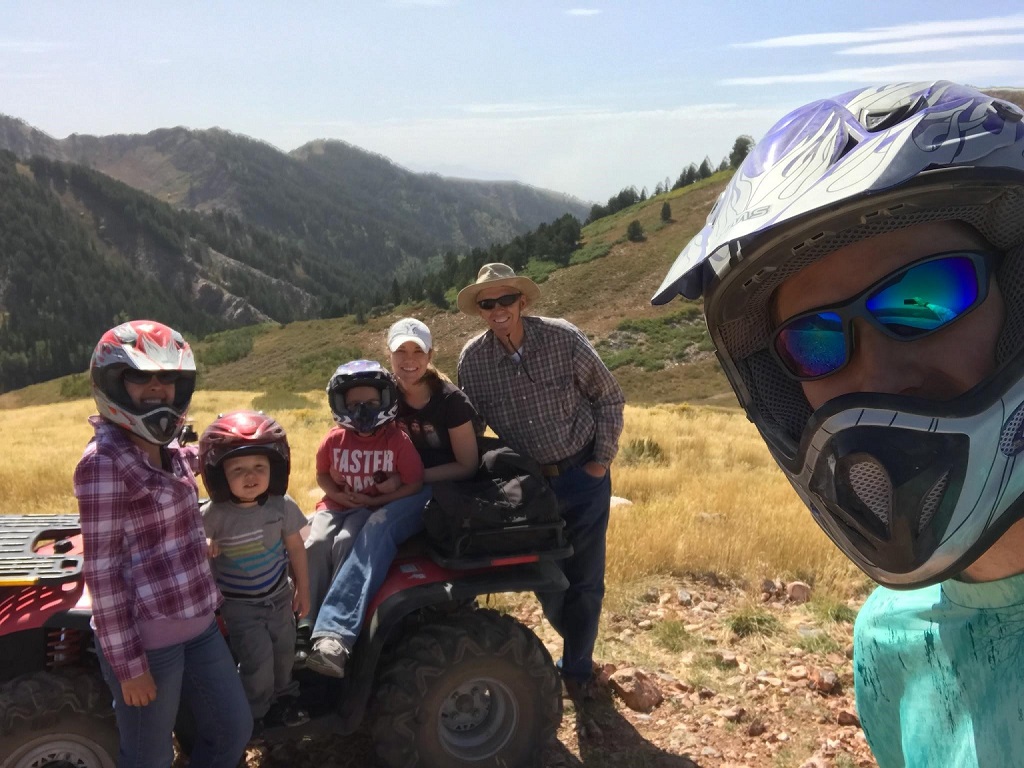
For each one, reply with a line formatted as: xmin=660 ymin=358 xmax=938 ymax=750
xmin=650 ymin=619 xmax=702 ymax=653
xmin=597 ymin=305 xmax=710 ymax=372
xmin=796 ymin=631 xmax=842 ymax=655
xmin=808 ymin=595 xmax=858 ymax=625
xmin=726 ymin=607 xmax=782 ymax=638
xmin=193 ymin=324 xmax=275 ymax=367
xmin=570 ymin=240 xmax=612 ymax=265
xmin=618 ymin=437 xmax=668 ymax=466
xmin=58 ymin=373 xmax=91 ymax=400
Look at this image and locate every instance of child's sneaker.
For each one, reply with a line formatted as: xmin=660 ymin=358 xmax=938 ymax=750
xmin=294 ymin=624 xmax=312 ymax=669
xmin=305 ymin=636 xmax=350 ymax=678
xmin=263 ymin=695 xmax=310 ymax=728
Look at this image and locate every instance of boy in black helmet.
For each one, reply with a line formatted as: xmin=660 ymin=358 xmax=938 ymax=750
xmin=653 ymin=82 xmax=1024 ymax=767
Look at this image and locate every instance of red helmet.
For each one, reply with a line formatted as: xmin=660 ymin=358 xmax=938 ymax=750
xmin=90 ymin=320 xmax=197 ymax=445
xmin=199 ymin=410 xmax=290 ymax=504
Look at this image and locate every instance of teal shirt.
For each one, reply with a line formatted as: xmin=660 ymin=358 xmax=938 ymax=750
xmin=853 ymin=573 xmax=1024 ymax=768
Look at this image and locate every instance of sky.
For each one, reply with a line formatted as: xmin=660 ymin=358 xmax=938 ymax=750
xmin=2 ymin=1 xmax=1023 ymax=204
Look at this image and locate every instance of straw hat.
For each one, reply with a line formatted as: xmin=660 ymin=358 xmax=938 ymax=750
xmin=456 ymin=263 xmax=541 ymax=315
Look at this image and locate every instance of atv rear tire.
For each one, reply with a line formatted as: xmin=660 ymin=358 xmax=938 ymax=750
xmin=370 ymin=608 xmax=561 ymax=768
xmin=0 ymin=669 xmax=118 ymax=768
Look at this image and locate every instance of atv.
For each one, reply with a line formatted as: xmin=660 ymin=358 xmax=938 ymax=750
xmin=0 ymin=513 xmax=572 ymax=768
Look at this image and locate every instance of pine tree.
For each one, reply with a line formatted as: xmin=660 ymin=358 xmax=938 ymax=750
xmin=660 ymin=201 xmax=672 ymax=222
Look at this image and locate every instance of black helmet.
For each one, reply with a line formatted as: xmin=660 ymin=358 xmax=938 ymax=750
xmin=327 ymin=360 xmax=399 ymax=434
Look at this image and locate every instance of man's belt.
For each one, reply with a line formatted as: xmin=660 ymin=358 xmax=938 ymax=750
xmin=540 ymin=440 xmax=595 ymax=478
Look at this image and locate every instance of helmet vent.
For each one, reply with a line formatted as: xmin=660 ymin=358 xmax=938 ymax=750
xmin=843 ymin=457 xmax=891 ymax=525
xmin=996 ymin=242 xmax=1024 ymax=366
xmin=918 ymin=470 xmax=949 ymax=533
xmin=999 ymin=399 xmax=1024 ymax=457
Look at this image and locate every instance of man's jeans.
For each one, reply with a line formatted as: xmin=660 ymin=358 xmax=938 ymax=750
xmin=312 ymin=487 xmax=432 ymax=646
xmin=537 ymin=465 xmax=611 ymax=683
xmin=97 ymin=621 xmax=252 ymax=768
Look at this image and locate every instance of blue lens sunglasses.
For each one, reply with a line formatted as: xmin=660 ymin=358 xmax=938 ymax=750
xmin=771 ymin=250 xmax=995 ymax=381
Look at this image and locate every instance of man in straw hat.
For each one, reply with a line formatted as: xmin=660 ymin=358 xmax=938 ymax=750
xmin=457 ymin=262 xmax=625 ymax=700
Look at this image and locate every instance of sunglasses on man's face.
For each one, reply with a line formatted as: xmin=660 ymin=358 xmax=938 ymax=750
xmin=771 ymin=250 xmax=994 ymax=381
xmin=477 ymin=293 xmax=522 ymax=311
xmin=123 ymin=369 xmax=183 ymax=386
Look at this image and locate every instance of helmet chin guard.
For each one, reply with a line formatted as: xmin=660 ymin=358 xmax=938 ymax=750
xmin=792 ymin=356 xmax=1024 ymax=587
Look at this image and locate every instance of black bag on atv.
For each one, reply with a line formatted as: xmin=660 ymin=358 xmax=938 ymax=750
xmin=423 ymin=441 xmax=567 ymax=561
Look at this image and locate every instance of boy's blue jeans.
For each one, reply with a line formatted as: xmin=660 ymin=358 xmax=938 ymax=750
xmin=97 ymin=620 xmax=252 ymax=768
xmin=536 ymin=465 xmax=611 ymax=683
xmin=312 ymin=487 xmax=432 ymax=646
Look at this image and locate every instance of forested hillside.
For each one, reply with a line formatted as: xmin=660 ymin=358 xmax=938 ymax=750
xmin=0 ymin=115 xmax=590 ymax=277
xmin=0 ymin=151 xmax=355 ymax=391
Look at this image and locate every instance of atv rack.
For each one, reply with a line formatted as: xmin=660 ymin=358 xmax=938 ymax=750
xmin=0 ymin=514 xmax=83 ymax=586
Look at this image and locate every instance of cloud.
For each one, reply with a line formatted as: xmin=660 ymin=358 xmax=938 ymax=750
xmin=722 ymin=59 xmax=1024 ymax=86
xmin=839 ymin=34 xmax=1024 ymax=56
xmin=0 ymin=39 xmax=68 ymax=54
xmin=566 ymin=8 xmax=602 ymax=16
xmin=460 ymin=102 xmax=588 ymax=115
xmin=735 ymin=14 xmax=1024 ymax=48
xmin=276 ymin=102 xmax=783 ymax=202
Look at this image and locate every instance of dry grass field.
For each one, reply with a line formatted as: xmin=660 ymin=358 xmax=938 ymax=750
xmin=0 ymin=395 xmax=864 ymax=601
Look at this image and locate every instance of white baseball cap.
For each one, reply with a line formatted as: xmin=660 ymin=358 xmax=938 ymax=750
xmin=387 ymin=317 xmax=432 ymax=352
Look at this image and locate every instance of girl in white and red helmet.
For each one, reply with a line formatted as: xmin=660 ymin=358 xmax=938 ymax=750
xmin=654 ymin=82 xmax=1024 ymax=768
xmin=74 ymin=320 xmax=252 ymax=766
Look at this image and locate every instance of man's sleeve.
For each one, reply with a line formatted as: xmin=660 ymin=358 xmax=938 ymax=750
xmin=571 ymin=329 xmax=625 ymax=466
xmin=458 ymin=343 xmax=488 ymax=430
xmin=74 ymin=453 xmax=148 ymax=682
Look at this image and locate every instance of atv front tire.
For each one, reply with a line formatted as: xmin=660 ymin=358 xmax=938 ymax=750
xmin=0 ymin=669 xmax=118 ymax=768
xmin=370 ymin=608 xmax=561 ymax=768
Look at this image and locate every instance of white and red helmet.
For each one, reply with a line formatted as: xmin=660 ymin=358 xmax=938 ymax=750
xmin=199 ymin=410 xmax=290 ymax=504
xmin=90 ymin=320 xmax=196 ymax=445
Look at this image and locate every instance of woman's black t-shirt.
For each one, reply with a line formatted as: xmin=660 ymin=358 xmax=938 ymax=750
xmin=397 ymin=380 xmax=479 ymax=468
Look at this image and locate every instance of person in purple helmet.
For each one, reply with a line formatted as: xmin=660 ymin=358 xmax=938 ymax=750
xmin=653 ymin=81 xmax=1024 ymax=767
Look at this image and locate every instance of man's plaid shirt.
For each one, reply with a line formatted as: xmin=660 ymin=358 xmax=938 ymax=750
xmin=458 ymin=316 xmax=625 ymax=466
xmin=74 ymin=417 xmax=220 ymax=682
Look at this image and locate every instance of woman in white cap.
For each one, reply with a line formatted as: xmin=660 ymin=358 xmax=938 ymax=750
xmin=387 ymin=316 xmax=480 ymax=482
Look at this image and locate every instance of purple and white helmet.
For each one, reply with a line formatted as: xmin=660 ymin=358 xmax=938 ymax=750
xmin=327 ymin=360 xmax=400 ymax=434
xmin=653 ymin=81 xmax=1024 ymax=588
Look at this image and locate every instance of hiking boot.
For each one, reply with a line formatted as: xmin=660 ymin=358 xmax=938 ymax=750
xmin=563 ymin=676 xmax=605 ymax=704
xmin=305 ymin=636 xmax=350 ymax=678
xmin=263 ymin=695 xmax=310 ymax=728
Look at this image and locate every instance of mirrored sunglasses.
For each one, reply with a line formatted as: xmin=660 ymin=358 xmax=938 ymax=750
xmin=771 ymin=250 xmax=994 ymax=381
xmin=122 ymin=369 xmax=183 ymax=386
xmin=477 ymin=293 xmax=522 ymax=311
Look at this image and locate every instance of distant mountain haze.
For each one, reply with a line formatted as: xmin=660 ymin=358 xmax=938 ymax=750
xmin=0 ymin=114 xmax=589 ymax=393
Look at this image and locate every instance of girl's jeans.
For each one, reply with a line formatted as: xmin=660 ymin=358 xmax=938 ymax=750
xmin=97 ymin=620 xmax=252 ymax=768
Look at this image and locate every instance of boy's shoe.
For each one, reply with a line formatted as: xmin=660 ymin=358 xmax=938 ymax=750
xmin=294 ymin=624 xmax=312 ymax=669
xmin=305 ymin=636 xmax=350 ymax=678
xmin=263 ymin=696 xmax=310 ymax=728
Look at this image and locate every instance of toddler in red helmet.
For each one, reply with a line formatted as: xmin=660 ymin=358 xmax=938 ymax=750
xmin=73 ymin=320 xmax=251 ymax=767
xmin=199 ymin=409 xmax=310 ymax=732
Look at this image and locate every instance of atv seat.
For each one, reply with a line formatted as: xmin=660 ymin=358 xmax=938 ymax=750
xmin=425 ymin=520 xmax=573 ymax=570
xmin=0 ymin=514 xmax=84 ymax=586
